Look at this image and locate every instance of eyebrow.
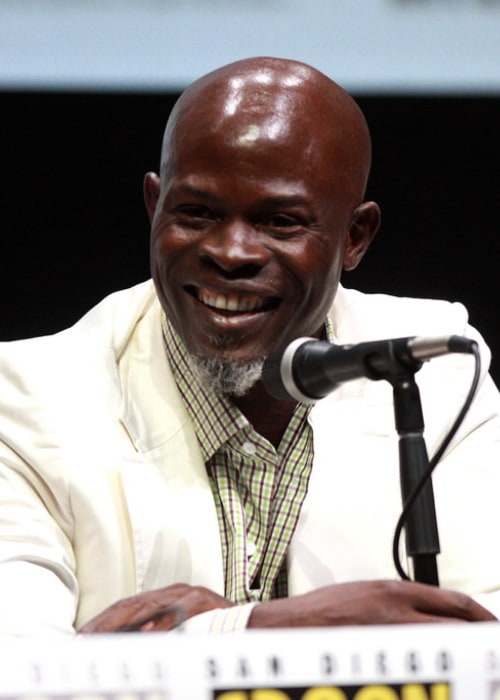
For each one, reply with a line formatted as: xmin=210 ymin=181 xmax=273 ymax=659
xmin=259 ymin=195 xmax=311 ymax=209
xmin=172 ymin=183 xmax=311 ymax=209
xmin=172 ymin=183 xmax=220 ymax=203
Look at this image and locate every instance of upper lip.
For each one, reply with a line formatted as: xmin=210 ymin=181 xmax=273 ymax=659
xmin=185 ymin=284 xmax=281 ymax=312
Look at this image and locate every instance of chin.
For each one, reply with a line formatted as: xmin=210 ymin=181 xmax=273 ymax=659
xmin=187 ymin=353 xmax=265 ymax=398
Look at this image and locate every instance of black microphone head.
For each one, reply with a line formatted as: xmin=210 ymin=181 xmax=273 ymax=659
xmin=261 ymin=351 xmax=292 ymax=401
xmin=261 ymin=337 xmax=317 ymax=403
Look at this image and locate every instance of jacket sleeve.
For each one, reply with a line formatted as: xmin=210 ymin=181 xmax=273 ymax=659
xmin=180 ymin=603 xmax=259 ymax=633
xmin=415 ymin=317 xmax=500 ymax=618
xmin=0 ymin=439 xmax=78 ymax=636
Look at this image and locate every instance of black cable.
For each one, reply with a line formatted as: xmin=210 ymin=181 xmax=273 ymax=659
xmin=392 ymin=341 xmax=481 ymax=581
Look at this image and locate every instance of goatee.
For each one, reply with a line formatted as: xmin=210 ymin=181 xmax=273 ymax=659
xmin=187 ymin=354 xmax=265 ymax=397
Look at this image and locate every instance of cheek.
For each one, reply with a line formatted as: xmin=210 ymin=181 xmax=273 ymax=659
xmin=288 ymin=236 xmax=345 ymax=297
xmin=149 ymin=227 xmax=186 ymax=306
xmin=150 ymin=222 xmax=195 ymax=276
xmin=149 ymin=233 xmax=168 ymax=291
xmin=277 ymin=241 xmax=344 ymax=335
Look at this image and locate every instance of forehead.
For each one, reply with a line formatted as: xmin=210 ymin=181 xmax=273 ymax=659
xmin=160 ymin=62 xmax=371 ymax=205
xmin=165 ymin=127 xmax=340 ymax=213
xmin=166 ymin=87 xmax=346 ymax=191
xmin=207 ymin=66 xmax=316 ymax=142
xmin=171 ymin=63 xmax=319 ymax=136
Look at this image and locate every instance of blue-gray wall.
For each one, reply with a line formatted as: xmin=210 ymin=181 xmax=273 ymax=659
xmin=1 ymin=0 xmax=500 ymax=94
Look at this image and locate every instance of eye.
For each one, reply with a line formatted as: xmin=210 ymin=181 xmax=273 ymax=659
xmin=176 ymin=204 xmax=216 ymax=228
xmin=263 ymin=213 xmax=305 ymax=234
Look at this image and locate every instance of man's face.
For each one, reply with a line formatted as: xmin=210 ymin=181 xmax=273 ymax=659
xmin=147 ymin=96 xmax=368 ymax=366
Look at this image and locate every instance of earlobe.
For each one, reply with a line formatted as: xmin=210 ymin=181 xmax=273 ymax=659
xmin=343 ymin=201 xmax=381 ymax=271
xmin=143 ymin=172 xmax=161 ymax=223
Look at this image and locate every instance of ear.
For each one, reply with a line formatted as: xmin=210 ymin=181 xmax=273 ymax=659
xmin=343 ymin=201 xmax=381 ymax=271
xmin=143 ymin=171 xmax=161 ymax=224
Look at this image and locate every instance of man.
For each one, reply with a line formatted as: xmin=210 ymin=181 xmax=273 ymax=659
xmin=1 ymin=57 xmax=499 ymax=636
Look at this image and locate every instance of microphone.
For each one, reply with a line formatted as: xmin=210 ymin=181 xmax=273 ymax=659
xmin=261 ymin=335 xmax=476 ymax=403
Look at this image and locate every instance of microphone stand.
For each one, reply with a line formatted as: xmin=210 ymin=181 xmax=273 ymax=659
xmin=389 ymin=369 xmax=440 ymax=586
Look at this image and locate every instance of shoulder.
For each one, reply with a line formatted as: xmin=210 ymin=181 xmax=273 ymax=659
xmin=330 ymin=284 xmax=492 ymax=387
xmin=0 ymin=280 xmax=160 ymax=426
xmin=0 ymin=280 xmax=157 ymax=367
xmin=324 ymin=286 xmax=498 ymax=455
xmin=331 ymin=286 xmax=472 ymax=342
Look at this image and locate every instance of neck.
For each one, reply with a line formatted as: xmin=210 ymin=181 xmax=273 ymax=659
xmin=232 ymin=380 xmax=298 ymax=449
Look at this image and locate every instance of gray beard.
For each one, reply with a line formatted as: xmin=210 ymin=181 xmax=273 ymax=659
xmin=188 ymin=354 xmax=265 ymax=397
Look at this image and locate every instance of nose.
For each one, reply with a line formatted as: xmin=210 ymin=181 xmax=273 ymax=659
xmin=199 ymin=220 xmax=270 ymax=278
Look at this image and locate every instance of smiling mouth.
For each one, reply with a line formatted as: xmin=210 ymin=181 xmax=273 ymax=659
xmin=187 ymin=286 xmax=280 ymax=313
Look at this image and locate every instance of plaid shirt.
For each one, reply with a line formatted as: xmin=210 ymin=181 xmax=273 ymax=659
xmin=162 ymin=315 xmax=332 ymax=604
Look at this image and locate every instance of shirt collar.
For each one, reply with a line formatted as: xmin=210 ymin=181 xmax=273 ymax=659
xmin=161 ymin=313 xmax=334 ymax=462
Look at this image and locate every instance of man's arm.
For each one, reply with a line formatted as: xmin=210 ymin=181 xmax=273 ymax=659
xmin=247 ymin=581 xmax=497 ymax=627
xmin=0 ymin=444 xmax=78 ymax=636
xmin=79 ymin=579 xmax=496 ymax=633
xmin=79 ymin=584 xmax=235 ymax=633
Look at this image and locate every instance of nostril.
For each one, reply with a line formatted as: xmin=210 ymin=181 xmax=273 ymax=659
xmin=201 ymin=256 xmax=262 ymax=279
xmin=223 ymin=263 xmax=262 ymax=280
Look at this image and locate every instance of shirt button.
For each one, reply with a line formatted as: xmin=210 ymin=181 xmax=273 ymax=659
xmin=242 ymin=441 xmax=257 ymax=455
xmin=247 ymin=541 xmax=257 ymax=557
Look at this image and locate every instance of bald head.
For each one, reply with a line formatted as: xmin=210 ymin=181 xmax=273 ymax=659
xmin=160 ymin=57 xmax=373 ymax=206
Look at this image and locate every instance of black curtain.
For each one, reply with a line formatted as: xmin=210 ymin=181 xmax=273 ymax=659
xmin=1 ymin=92 xmax=499 ymax=383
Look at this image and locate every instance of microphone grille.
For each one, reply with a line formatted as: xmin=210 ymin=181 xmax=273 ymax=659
xmin=261 ymin=351 xmax=293 ymax=401
xmin=261 ymin=337 xmax=317 ymax=403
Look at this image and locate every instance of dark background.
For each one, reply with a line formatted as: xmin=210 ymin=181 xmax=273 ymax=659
xmin=1 ymin=92 xmax=499 ymax=383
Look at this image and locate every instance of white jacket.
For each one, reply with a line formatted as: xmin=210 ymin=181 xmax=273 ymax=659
xmin=1 ymin=281 xmax=500 ymax=635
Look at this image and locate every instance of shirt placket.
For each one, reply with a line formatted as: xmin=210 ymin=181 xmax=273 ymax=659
xmin=243 ymin=448 xmax=277 ymax=600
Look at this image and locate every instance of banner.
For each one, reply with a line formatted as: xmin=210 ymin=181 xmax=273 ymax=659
xmin=1 ymin=622 xmax=500 ymax=699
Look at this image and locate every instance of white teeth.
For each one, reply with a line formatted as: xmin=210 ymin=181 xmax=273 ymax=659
xmin=198 ymin=289 xmax=265 ymax=312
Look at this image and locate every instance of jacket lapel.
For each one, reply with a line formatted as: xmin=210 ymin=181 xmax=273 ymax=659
xmin=117 ymin=298 xmax=224 ymax=594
